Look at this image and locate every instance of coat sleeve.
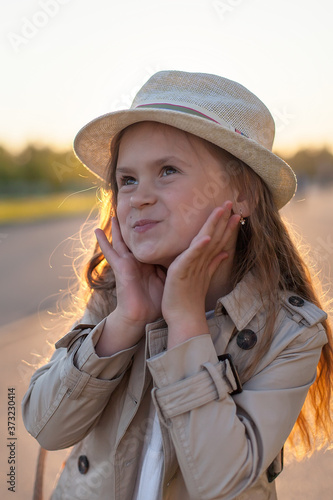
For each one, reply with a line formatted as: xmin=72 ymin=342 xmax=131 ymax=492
xmin=146 ymin=314 xmax=327 ymax=500
xmin=22 ymin=317 xmax=139 ymax=450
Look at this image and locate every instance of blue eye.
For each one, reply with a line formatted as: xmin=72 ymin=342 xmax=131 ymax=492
xmin=120 ymin=176 xmax=137 ymax=186
xmin=162 ymin=166 xmax=177 ymax=176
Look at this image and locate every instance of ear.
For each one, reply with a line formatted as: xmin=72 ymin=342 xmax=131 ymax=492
xmin=233 ymin=190 xmax=251 ymax=218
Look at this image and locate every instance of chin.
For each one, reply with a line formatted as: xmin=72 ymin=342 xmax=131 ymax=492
xmin=134 ymin=252 xmax=175 ymax=268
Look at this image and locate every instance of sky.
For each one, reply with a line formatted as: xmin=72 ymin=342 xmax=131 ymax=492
xmin=1 ymin=0 xmax=332 ymax=155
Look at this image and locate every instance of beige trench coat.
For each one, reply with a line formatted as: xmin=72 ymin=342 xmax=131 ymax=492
xmin=22 ymin=274 xmax=328 ymax=500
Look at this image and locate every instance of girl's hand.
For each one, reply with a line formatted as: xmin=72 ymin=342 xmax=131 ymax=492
xmin=161 ymin=201 xmax=240 ymax=348
xmin=94 ymin=218 xmax=165 ymax=355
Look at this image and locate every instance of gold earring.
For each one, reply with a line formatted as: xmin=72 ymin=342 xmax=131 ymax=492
xmin=240 ymin=210 xmax=246 ymax=225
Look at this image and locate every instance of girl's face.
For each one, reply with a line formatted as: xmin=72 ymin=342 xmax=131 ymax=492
xmin=116 ymin=122 xmax=237 ymax=267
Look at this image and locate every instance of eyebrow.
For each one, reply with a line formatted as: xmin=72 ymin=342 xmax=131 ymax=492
xmin=116 ymin=155 xmax=191 ymax=173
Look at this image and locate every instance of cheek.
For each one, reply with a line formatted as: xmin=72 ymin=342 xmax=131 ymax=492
xmin=115 ymin=200 xmax=130 ymax=238
xmin=173 ymin=189 xmax=219 ymax=234
xmin=116 ymin=198 xmax=128 ymax=222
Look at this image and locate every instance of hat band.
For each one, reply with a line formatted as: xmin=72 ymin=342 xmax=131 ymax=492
xmin=135 ymin=102 xmax=249 ymax=138
xmin=136 ymin=102 xmax=220 ymax=123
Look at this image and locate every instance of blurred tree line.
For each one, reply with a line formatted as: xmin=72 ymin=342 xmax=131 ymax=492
xmin=0 ymin=144 xmax=332 ymax=196
xmin=0 ymin=145 xmax=97 ymax=196
xmin=280 ymin=147 xmax=333 ymax=191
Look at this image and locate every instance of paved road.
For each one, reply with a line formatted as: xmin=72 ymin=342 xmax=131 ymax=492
xmin=0 ymin=215 xmax=89 ymax=327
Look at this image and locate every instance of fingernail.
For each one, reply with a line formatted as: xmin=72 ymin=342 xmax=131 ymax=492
xmin=223 ymin=201 xmax=232 ymax=210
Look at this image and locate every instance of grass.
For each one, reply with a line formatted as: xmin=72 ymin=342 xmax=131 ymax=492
xmin=0 ymin=191 xmax=98 ymax=224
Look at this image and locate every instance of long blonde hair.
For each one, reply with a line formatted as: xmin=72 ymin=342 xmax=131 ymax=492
xmin=81 ymin=123 xmax=333 ymax=459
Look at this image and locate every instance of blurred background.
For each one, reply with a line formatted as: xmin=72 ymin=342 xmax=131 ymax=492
xmin=0 ymin=0 xmax=332 ymax=498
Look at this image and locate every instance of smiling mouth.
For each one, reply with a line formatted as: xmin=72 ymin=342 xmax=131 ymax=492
xmin=133 ymin=220 xmax=160 ymax=233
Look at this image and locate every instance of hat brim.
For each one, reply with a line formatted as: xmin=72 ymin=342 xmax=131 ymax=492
xmin=73 ymin=108 xmax=296 ymax=209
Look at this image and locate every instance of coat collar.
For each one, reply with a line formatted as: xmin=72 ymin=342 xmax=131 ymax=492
xmin=216 ymin=272 xmax=264 ymax=332
xmin=145 ymin=272 xmax=264 ymax=335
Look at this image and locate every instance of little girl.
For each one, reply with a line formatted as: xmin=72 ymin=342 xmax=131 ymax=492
xmin=23 ymin=70 xmax=333 ymax=500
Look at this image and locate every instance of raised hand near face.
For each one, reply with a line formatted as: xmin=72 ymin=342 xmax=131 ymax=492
xmin=161 ymin=201 xmax=240 ymax=349
xmin=94 ymin=217 xmax=165 ymax=356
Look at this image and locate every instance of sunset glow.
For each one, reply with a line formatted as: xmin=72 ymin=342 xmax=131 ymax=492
xmin=1 ymin=0 xmax=332 ymax=155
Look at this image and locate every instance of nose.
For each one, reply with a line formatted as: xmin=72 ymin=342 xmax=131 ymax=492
xmin=129 ymin=180 xmax=157 ymax=209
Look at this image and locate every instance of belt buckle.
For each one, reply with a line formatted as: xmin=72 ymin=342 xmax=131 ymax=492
xmin=218 ymin=353 xmax=243 ymax=395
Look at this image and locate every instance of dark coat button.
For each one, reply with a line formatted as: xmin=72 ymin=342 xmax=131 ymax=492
xmin=236 ymin=329 xmax=257 ymax=350
xmin=78 ymin=455 xmax=89 ymax=474
xmin=288 ymin=296 xmax=305 ymax=307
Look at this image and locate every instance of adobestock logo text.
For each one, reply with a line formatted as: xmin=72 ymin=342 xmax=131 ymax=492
xmin=8 ymin=0 xmax=72 ymax=52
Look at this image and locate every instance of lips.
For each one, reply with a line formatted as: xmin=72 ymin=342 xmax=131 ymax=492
xmin=133 ymin=219 xmax=159 ymax=233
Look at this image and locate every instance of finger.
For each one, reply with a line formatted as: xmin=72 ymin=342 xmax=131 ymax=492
xmin=198 ymin=198 xmax=240 ymax=250
xmin=208 ymin=251 xmax=229 ymax=276
xmin=95 ymin=228 xmax=118 ymax=265
xmin=181 ymin=209 xmax=235 ymax=271
xmin=172 ymin=235 xmax=212 ymax=273
xmin=194 ymin=201 xmax=233 ymax=242
xmin=212 ymin=211 xmax=240 ymax=251
xmin=110 ymin=217 xmax=131 ymax=256
xmin=95 ymin=228 xmax=141 ymax=295
xmin=168 ymin=203 xmax=234 ymax=276
xmin=187 ymin=200 xmax=234 ymax=248
xmin=208 ymin=201 xmax=234 ymax=237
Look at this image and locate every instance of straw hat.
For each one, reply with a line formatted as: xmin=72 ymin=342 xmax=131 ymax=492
xmin=74 ymin=70 xmax=296 ymax=209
